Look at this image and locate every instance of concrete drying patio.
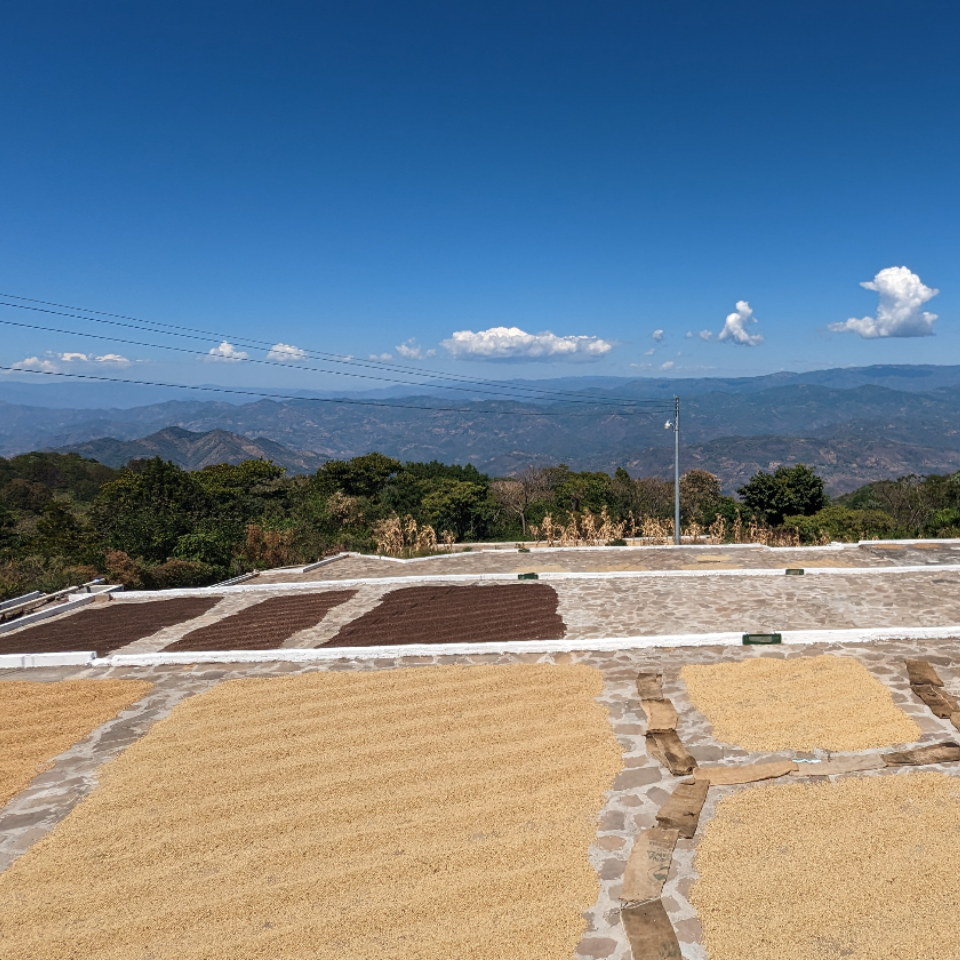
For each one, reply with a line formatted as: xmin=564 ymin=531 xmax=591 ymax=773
xmin=1 ymin=638 xmax=958 ymax=959
xmin=5 ymin=565 xmax=960 ymax=659
xmin=2 ymin=541 xmax=960 ymax=957
xmin=255 ymin=541 xmax=960 ymax=584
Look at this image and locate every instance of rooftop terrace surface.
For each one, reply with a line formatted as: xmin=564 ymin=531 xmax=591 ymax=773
xmin=2 ymin=543 xmax=959 ymax=956
xmin=255 ymin=541 xmax=960 ymax=583
xmin=4 ymin=559 xmax=960 ymax=658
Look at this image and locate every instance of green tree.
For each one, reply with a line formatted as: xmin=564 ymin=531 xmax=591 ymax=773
xmin=33 ymin=501 xmax=96 ymax=562
xmin=313 ymin=453 xmax=402 ymax=498
xmin=0 ymin=503 xmax=15 ymax=549
xmin=172 ymin=531 xmax=234 ymax=568
xmin=0 ymin=478 xmax=52 ymax=513
xmin=91 ymin=458 xmax=213 ymax=563
xmin=0 ymin=452 xmax=119 ymax=502
xmin=737 ymin=464 xmax=828 ymax=526
xmin=680 ymin=470 xmax=722 ymax=525
xmin=420 ymin=478 xmax=489 ymax=539
xmin=550 ymin=468 xmax=612 ymax=515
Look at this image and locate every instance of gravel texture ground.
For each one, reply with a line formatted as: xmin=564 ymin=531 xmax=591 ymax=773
xmin=0 ymin=664 xmax=621 ymax=960
xmin=164 ymin=591 xmax=358 ymax=651
xmin=327 ymin=582 xmax=565 ymax=646
xmin=0 ymin=597 xmax=222 ymax=657
xmin=0 ymin=680 xmax=152 ymax=807
xmin=691 ymin=771 xmax=960 ymax=960
xmin=680 ymin=654 xmax=921 ymax=751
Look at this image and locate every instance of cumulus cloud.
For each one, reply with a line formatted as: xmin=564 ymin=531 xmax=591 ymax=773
xmin=651 ymin=329 xmax=664 ymax=342
xmin=643 ymin=347 xmax=655 ymax=356
xmin=10 ymin=351 xmax=131 ymax=373
xmin=368 ymin=352 xmax=393 ymax=361
xmin=717 ymin=300 xmax=764 ymax=346
xmin=828 ymin=266 xmax=939 ymax=338
xmin=206 ymin=341 xmax=249 ymax=362
xmin=660 ymin=360 xmax=675 ymax=370
xmin=394 ymin=339 xmax=436 ymax=360
xmin=441 ymin=326 xmax=612 ymax=361
xmin=13 ymin=355 xmax=58 ymax=372
xmin=699 ymin=330 xmax=713 ymax=341
xmin=267 ymin=342 xmax=306 ymax=361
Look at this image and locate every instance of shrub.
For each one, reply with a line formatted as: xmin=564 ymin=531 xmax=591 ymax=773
xmin=785 ymin=506 xmax=900 ymax=544
xmin=144 ymin=559 xmax=219 ymax=590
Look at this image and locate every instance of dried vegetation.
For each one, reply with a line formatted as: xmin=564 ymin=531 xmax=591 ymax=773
xmin=0 ymin=679 xmax=152 ymax=806
xmin=680 ymin=654 xmax=920 ymax=751
xmin=0 ymin=664 xmax=622 ymax=960
xmin=693 ymin=772 xmax=960 ymax=960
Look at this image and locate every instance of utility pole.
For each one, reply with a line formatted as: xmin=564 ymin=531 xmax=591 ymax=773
xmin=665 ymin=396 xmax=681 ymax=545
xmin=673 ymin=395 xmax=680 ymax=545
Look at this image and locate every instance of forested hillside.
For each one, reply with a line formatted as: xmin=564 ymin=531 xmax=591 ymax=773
xmin=4 ymin=449 xmax=960 ymax=600
xmin=3 ymin=365 xmax=960 ymax=492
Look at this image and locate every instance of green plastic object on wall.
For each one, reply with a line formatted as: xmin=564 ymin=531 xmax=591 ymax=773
xmin=785 ymin=568 xmax=805 ymax=576
xmin=517 ymin=572 xmax=539 ymax=580
xmin=742 ymin=633 xmax=782 ymax=645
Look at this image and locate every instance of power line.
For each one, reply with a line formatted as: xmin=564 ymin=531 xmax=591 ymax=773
xmin=0 ymin=294 xmax=651 ymax=407
xmin=0 ymin=364 xmax=674 ymax=417
xmin=0 ymin=312 xmax=669 ymax=410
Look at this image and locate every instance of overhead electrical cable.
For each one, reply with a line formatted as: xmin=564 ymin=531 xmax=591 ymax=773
xmin=0 ymin=293 xmax=650 ymax=407
xmin=0 ymin=364 xmax=674 ymax=418
xmin=0 ymin=314 xmax=670 ymax=411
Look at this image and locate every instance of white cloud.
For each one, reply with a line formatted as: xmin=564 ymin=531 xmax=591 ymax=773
xmin=394 ymin=339 xmax=436 ymax=360
xmin=699 ymin=330 xmax=714 ymax=341
xmin=14 ymin=355 xmax=58 ymax=372
xmin=718 ymin=300 xmax=764 ymax=346
xmin=643 ymin=347 xmax=655 ymax=356
xmin=206 ymin=341 xmax=249 ymax=362
xmin=828 ymin=266 xmax=939 ymax=338
xmin=651 ymin=329 xmax=664 ymax=342
xmin=267 ymin=342 xmax=306 ymax=361
xmin=660 ymin=360 xmax=675 ymax=370
xmin=441 ymin=326 xmax=613 ymax=361
xmin=10 ymin=351 xmax=132 ymax=373
xmin=369 ymin=352 xmax=393 ymax=361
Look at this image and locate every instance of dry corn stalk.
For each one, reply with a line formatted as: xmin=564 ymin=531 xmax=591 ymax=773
xmin=373 ymin=514 xmax=441 ymax=558
xmin=708 ymin=513 xmax=726 ymax=543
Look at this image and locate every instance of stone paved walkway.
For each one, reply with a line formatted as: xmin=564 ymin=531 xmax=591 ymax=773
xmin=1 ymin=639 xmax=958 ymax=958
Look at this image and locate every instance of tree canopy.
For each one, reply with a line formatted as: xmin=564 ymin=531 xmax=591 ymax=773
xmin=737 ymin=463 xmax=828 ymax=526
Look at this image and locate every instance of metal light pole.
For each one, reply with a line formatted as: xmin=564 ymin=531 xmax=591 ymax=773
xmin=673 ymin=395 xmax=680 ymax=545
xmin=665 ymin=396 xmax=681 ymax=545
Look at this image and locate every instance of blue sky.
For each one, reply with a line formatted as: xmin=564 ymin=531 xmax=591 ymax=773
xmin=1 ymin=1 xmax=957 ymax=390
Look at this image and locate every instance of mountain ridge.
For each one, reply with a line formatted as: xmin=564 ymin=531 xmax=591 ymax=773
xmin=53 ymin=427 xmax=323 ymax=474
xmin=0 ymin=363 xmax=955 ymax=493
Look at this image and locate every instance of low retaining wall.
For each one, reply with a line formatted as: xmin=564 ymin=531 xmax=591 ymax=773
xmin=0 ymin=651 xmax=96 ymax=669
xmin=90 ymin=623 xmax=960 ymax=667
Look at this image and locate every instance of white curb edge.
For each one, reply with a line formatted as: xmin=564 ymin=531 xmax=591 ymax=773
xmin=0 ymin=651 xmax=96 ymax=669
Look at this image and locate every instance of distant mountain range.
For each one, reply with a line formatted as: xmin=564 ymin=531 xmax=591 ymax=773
xmin=56 ymin=427 xmax=323 ymax=474
xmin=1 ymin=363 xmax=959 ymax=492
